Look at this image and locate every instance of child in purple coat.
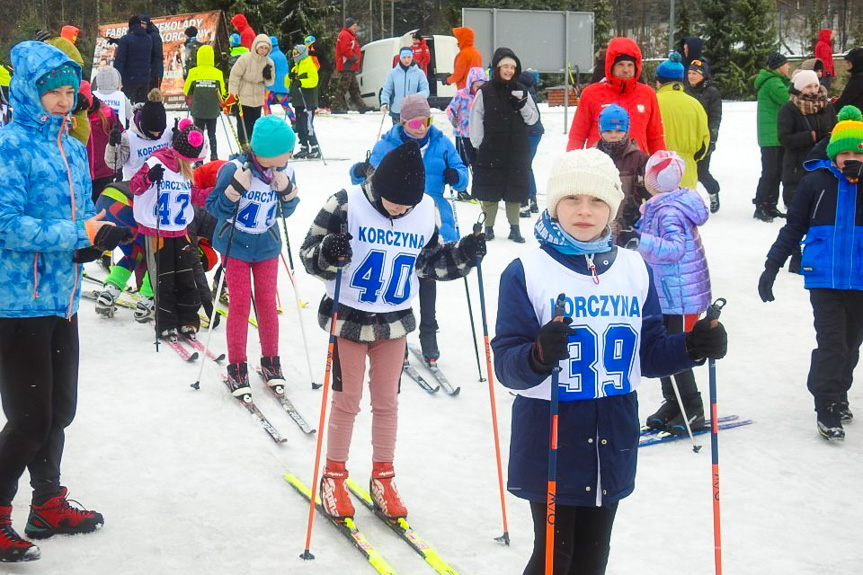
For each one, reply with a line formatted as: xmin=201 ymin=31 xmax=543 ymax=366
xmin=637 ymin=150 xmax=712 ymax=435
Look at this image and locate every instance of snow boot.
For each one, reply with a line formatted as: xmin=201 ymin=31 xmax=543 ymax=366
xmin=709 ymin=193 xmax=720 ymax=214
xmin=370 ymin=462 xmax=408 ymax=519
xmin=839 ymin=398 xmax=853 ymax=423
xmin=293 ymin=144 xmax=310 ymax=160
xmin=666 ymin=393 xmax=706 ymax=436
xmin=530 ymin=197 xmax=539 ymax=214
xmin=95 ymin=283 xmax=121 ymax=317
xmin=306 ymin=145 xmax=322 ymax=160
xmin=0 ymin=506 xmax=40 ymax=562
xmin=134 ymin=296 xmax=155 ymax=323
xmin=226 ymin=362 xmax=252 ymax=401
xmin=645 ymin=400 xmax=680 ymax=431
xmin=25 ymin=487 xmax=103 ymax=539
xmin=484 ymin=227 xmax=495 ymax=241
xmin=260 ymin=356 xmax=286 ymax=393
xmin=320 ymin=460 xmax=355 ymax=519
xmin=767 ymin=205 xmax=786 ymax=219
xmin=508 ymin=225 xmax=526 ymax=244
xmin=753 ymin=204 xmax=774 ymax=223
xmin=817 ymin=403 xmax=845 ymax=441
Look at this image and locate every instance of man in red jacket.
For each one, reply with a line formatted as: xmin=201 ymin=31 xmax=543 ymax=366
xmin=333 ymin=17 xmax=369 ymax=113
xmin=567 ymin=37 xmax=666 ymax=154
xmin=231 ymin=14 xmax=256 ymax=51
xmin=814 ymin=29 xmax=835 ymax=92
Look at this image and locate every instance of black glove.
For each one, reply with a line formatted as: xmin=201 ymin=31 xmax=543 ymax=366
xmin=443 ymin=167 xmax=459 ymax=186
xmin=262 ymin=64 xmax=273 ymax=81
xmin=531 ymin=317 xmax=575 ymax=371
xmin=93 ymin=225 xmax=135 ymax=251
xmin=106 ymin=37 xmax=120 ymax=46
xmin=758 ymin=262 xmax=780 ymax=303
xmin=351 ymin=161 xmax=370 ymax=181
xmin=509 ymin=89 xmax=528 ymax=110
xmin=147 ymin=164 xmax=165 ymax=184
xmin=109 ymin=126 xmax=122 ymax=146
xmin=458 ymin=233 xmax=487 ymax=260
xmin=685 ymin=317 xmax=728 ymax=361
xmin=321 ymin=232 xmax=353 ymax=266
xmin=841 ymin=160 xmax=863 ymax=182
xmin=289 ymin=71 xmax=299 ymax=81
xmin=72 ymin=247 xmax=102 ymax=263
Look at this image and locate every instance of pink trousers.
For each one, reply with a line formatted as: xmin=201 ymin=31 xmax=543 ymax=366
xmin=326 ymin=337 xmax=406 ymax=464
xmin=224 ymin=256 xmax=279 ymax=364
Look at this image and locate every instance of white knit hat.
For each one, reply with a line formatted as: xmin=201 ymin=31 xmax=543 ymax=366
xmin=644 ymin=150 xmax=685 ymax=194
xmin=546 ymin=149 xmax=624 ymax=221
xmin=792 ymin=69 xmax=820 ymax=92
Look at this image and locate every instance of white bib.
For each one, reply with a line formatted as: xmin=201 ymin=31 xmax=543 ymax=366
xmin=123 ymin=130 xmax=172 ymax=180
xmin=326 ymin=185 xmax=435 ymax=313
xmin=228 ymin=160 xmax=294 ymax=235
xmin=132 ymin=157 xmax=194 ymax=232
xmin=93 ymin=90 xmax=127 ymax=126
xmin=517 ymin=248 xmax=650 ymax=402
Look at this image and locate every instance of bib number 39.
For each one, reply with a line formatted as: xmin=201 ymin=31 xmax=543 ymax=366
xmin=350 ymin=250 xmax=417 ymax=305
xmin=561 ymin=324 xmax=637 ymax=398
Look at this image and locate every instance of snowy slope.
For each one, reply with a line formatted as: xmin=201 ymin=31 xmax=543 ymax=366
xmin=2 ymin=102 xmax=861 ymax=575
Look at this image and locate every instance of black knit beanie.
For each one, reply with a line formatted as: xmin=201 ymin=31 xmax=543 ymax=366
xmin=140 ymin=101 xmax=167 ymax=134
xmin=371 ymin=141 xmax=426 ymax=206
xmin=185 ymin=26 xmax=198 ymax=38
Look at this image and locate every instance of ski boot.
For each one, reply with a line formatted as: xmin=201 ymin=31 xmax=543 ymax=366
xmin=160 ymin=328 xmax=179 ymax=342
xmin=839 ymin=395 xmax=853 ymax=423
xmin=419 ymin=331 xmax=440 ymax=364
xmin=645 ymin=400 xmax=680 ymax=431
xmin=709 ymin=193 xmax=720 ymax=214
xmin=0 ymin=506 xmax=40 ymax=562
xmin=293 ymin=144 xmax=310 ymax=160
xmin=260 ymin=356 xmax=287 ymax=394
xmin=817 ymin=403 xmax=845 ymax=441
xmin=134 ymin=296 xmax=155 ymax=323
xmin=666 ymin=393 xmax=706 ymax=436
xmin=753 ymin=204 xmax=774 ymax=223
xmin=370 ymin=462 xmax=408 ymax=519
xmin=484 ymin=227 xmax=495 ymax=241
xmin=306 ymin=145 xmax=322 ymax=160
xmin=226 ymin=362 xmax=252 ymax=402
xmin=179 ymin=325 xmax=198 ymax=341
xmin=320 ymin=460 xmax=355 ymax=519
xmin=508 ymin=225 xmax=526 ymax=244
xmin=456 ymin=191 xmax=473 ymax=203
xmin=95 ymin=283 xmax=121 ymax=318
xmin=25 ymin=487 xmax=103 ymax=539
xmin=767 ymin=205 xmax=786 ymax=219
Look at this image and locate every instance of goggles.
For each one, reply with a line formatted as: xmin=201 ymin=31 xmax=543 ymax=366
xmin=403 ymin=117 xmax=432 ymax=130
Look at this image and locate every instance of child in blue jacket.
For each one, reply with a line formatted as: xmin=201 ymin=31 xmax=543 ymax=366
xmin=759 ymin=105 xmax=863 ymax=441
xmin=0 ymin=41 xmax=133 ymax=562
xmin=492 ymin=149 xmax=727 ymax=575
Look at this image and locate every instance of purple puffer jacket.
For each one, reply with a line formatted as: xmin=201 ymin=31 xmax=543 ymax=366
xmin=636 ymin=187 xmax=711 ymax=315
xmin=446 ymin=67 xmax=488 ymax=137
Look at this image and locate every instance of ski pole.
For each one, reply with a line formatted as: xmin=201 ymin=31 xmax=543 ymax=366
xmin=236 ymin=97 xmax=251 ymax=147
xmin=375 ymin=110 xmax=386 ymax=143
xmin=706 ymin=297 xmax=727 ymax=575
xmin=219 ymin=112 xmax=238 ymax=155
xmin=545 ymin=293 xmax=567 ymax=575
xmin=278 ymin=202 xmax=320 ymax=390
xmin=152 ymin=178 xmax=165 ymax=352
xmin=472 ymin=212 xmax=510 ymax=545
xmin=668 ymin=366 xmax=702 ymax=453
xmin=191 ymin=168 xmax=244 ymax=390
xmin=301 ymin=223 xmax=348 ymax=561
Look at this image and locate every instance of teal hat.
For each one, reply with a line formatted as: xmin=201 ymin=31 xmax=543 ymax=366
xmin=251 ymin=115 xmax=296 ymax=158
xmin=36 ymin=62 xmax=80 ymax=97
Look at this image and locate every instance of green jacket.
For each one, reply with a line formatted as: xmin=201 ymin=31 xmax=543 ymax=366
xmin=656 ymin=82 xmax=711 ymax=189
xmin=183 ymin=45 xmax=226 ymax=120
xmin=755 ymin=69 xmax=790 ymax=147
xmin=287 ymin=56 xmax=319 ymax=108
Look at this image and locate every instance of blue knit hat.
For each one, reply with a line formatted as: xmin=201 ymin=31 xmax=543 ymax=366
xmin=656 ymin=51 xmax=685 ymax=82
xmin=598 ymin=104 xmax=629 ymax=133
xmin=229 ymin=33 xmax=241 ymax=47
xmin=36 ymin=62 xmax=80 ymax=97
xmin=251 ymin=115 xmax=296 ymax=158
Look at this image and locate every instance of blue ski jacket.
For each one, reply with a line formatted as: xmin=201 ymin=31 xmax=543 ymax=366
xmin=380 ymin=63 xmax=429 ymax=114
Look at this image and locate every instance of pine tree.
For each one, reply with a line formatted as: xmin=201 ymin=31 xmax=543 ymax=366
xmin=674 ymin=0 xmax=694 ymax=50
xmin=730 ymin=0 xmax=779 ymax=98
xmin=591 ymin=0 xmax=613 ymax=49
xmin=700 ymin=0 xmax=735 ymax=92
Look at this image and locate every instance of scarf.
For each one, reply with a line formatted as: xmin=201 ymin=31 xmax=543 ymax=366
xmin=597 ymin=138 xmax=628 ymax=160
xmin=534 ymin=210 xmax=613 ymax=255
xmin=790 ymin=91 xmax=828 ymax=115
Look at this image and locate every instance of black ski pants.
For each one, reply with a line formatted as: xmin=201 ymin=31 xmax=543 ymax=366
xmin=754 ymin=146 xmax=784 ymax=209
xmin=0 ymin=315 xmax=79 ymax=505
xmin=807 ymin=289 xmax=863 ymax=410
xmin=145 ymin=234 xmax=201 ymax=334
xmin=697 ymin=151 xmax=720 ymax=196
xmin=233 ymin=105 xmax=261 ymax=146
xmin=193 ymin=117 xmax=218 ymax=161
xmin=660 ymin=314 xmax=700 ymax=403
xmin=523 ymin=500 xmax=619 ymax=575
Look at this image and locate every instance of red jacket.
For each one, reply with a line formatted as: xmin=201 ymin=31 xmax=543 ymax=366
xmin=447 ymin=27 xmax=483 ymax=89
xmin=336 ymin=27 xmax=362 ymax=72
xmin=815 ymin=29 xmax=834 ymax=77
xmin=412 ymin=39 xmax=430 ymax=74
xmin=567 ymin=37 xmax=666 ymax=154
xmin=231 ymin=14 xmax=256 ymax=51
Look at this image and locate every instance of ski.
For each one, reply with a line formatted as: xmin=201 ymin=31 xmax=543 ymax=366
xmin=346 ymin=478 xmax=461 ymax=575
xmin=403 ymin=359 xmax=439 ymax=394
xmin=283 ymin=473 xmax=399 ymax=575
xmin=162 ymin=337 xmax=199 ymax=362
xmin=220 ymin=375 xmax=286 ymax=444
xmin=182 ymin=333 xmax=226 ymax=363
xmin=639 ymin=419 xmax=753 ymax=448
xmin=254 ymin=367 xmax=316 ymax=434
xmin=640 ymin=414 xmax=739 ymax=436
xmin=407 ymin=343 xmax=460 ymax=396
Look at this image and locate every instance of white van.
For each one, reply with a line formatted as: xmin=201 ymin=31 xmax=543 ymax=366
xmin=357 ymin=29 xmax=458 ymax=110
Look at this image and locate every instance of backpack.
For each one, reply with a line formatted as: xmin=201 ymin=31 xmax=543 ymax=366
xmin=184 ymin=39 xmax=202 ymax=76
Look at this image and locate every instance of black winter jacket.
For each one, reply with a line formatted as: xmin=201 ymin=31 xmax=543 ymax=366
xmin=114 ymin=24 xmax=153 ymax=87
xmin=146 ymin=22 xmax=164 ymax=80
xmin=686 ymin=77 xmax=722 ymax=149
xmin=777 ymin=95 xmax=836 ymax=189
xmin=835 ymin=48 xmax=863 ymax=112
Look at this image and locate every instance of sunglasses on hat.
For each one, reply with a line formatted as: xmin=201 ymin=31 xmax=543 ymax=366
xmin=403 ymin=117 xmax=432 ymax=130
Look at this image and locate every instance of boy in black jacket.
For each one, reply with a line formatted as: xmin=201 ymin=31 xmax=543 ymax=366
xmin=685 ymin=59 xmax=722 ymax=212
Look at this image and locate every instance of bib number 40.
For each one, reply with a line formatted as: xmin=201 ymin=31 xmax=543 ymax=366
xmin=350 ymin=250 xmax=417 ymax=305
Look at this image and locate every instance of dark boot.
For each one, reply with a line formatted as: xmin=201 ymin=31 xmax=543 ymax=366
xmin=645 ymin=400 xmax=680 ymax=430
xmin=508 ymin=225 xmax=526 ymax=244
xmin=484 ymin=227 xmax=494 ymax=241
xmin=666 ymin=393 xmax=706 ymax=436
xmin=753 ymin=204 xmax=774 ymax=223
xmin=766 ymin=205 xmax=786 ymax=219
xmin=817 ymin=402 xmax=845 ymax=441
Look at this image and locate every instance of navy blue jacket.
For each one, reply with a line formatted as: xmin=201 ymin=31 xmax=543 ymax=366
xmin=766 ymin=159 xmax=862 ymax=290
xmin=114 ymin=23 xmax=153 ymax=87
xmin=146 ymin=22 xmax=164 ymax=81
xmin=492 ymin=245 xmax=695 ymax=506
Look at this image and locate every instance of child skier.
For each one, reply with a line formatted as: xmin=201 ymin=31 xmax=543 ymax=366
xmin=130 ymin=118 xmax=207 ymax=341
xmin=594 ymin=104 xmax=649 ymax=248
xmin=81 ymin=80 xmax=123 ymax=202
xmin=0 ymin=41 xmax=133 ymax=563
xmin=92 ymin=66 xmax=133 ymax=128
xmin=491 ymin=148 xmax=727 ymax=575
xmin=637 ymin=150 xmax=712 ymax=434
xmin=289 ymin=44 xmax=320 ymax=159
xmin=446 ymin=66 xmax=487 ymax=201
xmin=759 ymin=105 xmax=863 ymax=441
xmin=105 ymin=91 xmax=172 ymax=180
xmin=184 ymin=44 xmax=226 ymax=161
xmin=205 ymin=115 xmax=300 ymax=394
xmin=301 ymin=140 xmax=485 ymax=519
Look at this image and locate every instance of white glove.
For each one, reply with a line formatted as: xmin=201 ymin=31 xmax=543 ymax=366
xmin=225 ymin=164 xmax=252 ymax=202
xmin=272 ymin=170 xmax=298 ymax=201
xmin=380 ymin=104 xmax=389 ymax=114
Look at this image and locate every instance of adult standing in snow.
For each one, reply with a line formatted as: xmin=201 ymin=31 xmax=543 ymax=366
xmin=446 ymin=27 xmax=483 ymax=90
xmin=686 ymin=58 xmax=723 ymax=212
xmin=231 ymin=14 xmax=256 ymax=51
xmin=140 ymin=14 xmax=164 ymax=92
xmin=753 ymin=52 xmax=791 ymax=222
xmin=814 ymin=29 xmax=835 ymax=92
xmin=380 ymin=47 xmax=429 ymax=124
xmin=228 ymin=34 xmax=275 ymax=145
xmin=38 ymin=27 xmax=91 ymax=147
xmin=113 ymin=15 xmax=153 ymax=104
xmin=834 ymin=48 xmax=863 ymax=112
xmin=519 ymin=69 xmax=544 ymax=218
xmin=567 ymin=37 xmax=666 ymax=155
xmin=470 ymin=47 xmax=539 ymax=244
xmin=333 ymin=18 xmax=368 ymax=114
xmin=266 ymin=36 xmax=291 ymax=115
xmin=679 ymin=36 xmax=704 ymax=87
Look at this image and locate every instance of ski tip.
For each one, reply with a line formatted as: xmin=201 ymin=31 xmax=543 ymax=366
xmin=189 ymin=352 xmax=200 ymax=362
xmin=216 ymin=354 xmax=227 ymax=362
xmin=450 ymin=387 xmax=462 ymax=396
xmin=429 ymin=385 xmax=441 ymax=394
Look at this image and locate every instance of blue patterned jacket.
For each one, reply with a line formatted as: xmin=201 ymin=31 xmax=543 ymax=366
xmin=0 ymin=42 xmax=95 ymax=318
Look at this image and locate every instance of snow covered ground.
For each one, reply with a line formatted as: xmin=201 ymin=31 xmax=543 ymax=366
xmin=2 ymin=101 xmax=861 ymax=575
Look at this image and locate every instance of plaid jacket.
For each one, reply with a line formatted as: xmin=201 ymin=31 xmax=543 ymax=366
xmin=300 ymin=185 xmax=475 ymax=343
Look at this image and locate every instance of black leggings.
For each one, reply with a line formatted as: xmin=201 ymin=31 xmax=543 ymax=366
xmin=523 ymin=500 xmax=618 ymax=575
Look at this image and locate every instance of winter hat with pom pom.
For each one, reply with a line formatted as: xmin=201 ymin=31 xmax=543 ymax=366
xmin=656 ymin=51 xmax=685 ymax=83
xmin=545 ymin=149 xmax=624 ymax=222
xmin=644 ymin=150 xmax=685 ymax=194
xmin=792 ymin=69 xmax=820 ymax=92
xmin=172 ymin=118 xmax=207 ymax=161
xmin=827 ymin=106 xmax=863 ymax=159
xmin=250 ymin=114 xmax=295 ymax=158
